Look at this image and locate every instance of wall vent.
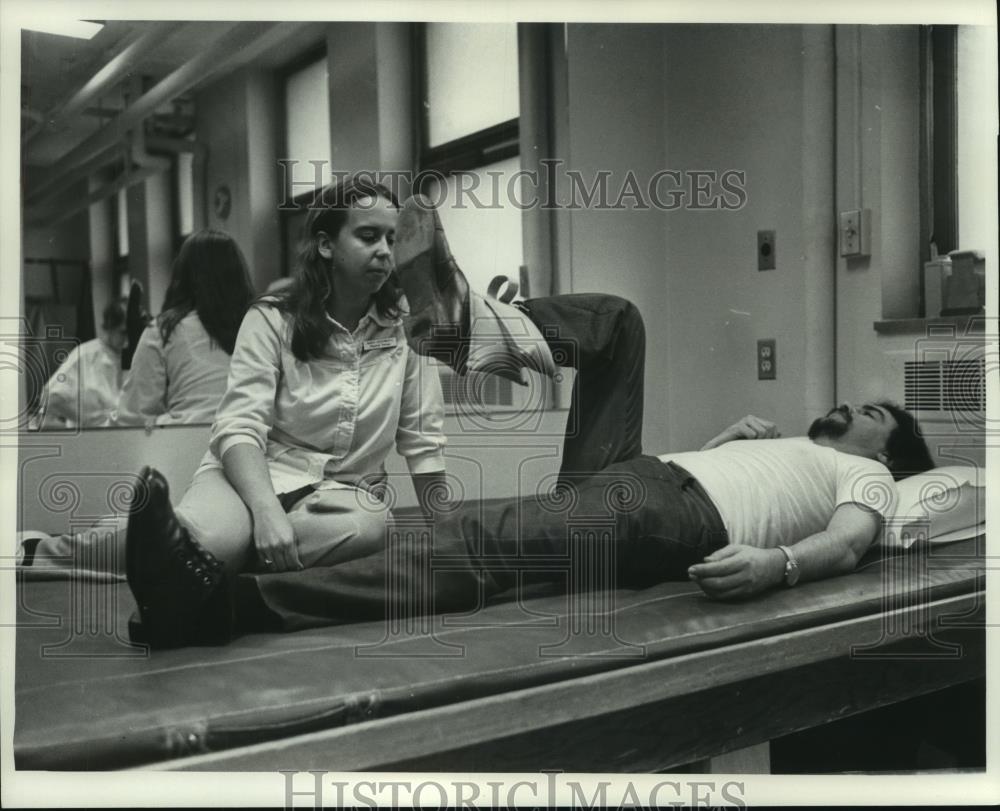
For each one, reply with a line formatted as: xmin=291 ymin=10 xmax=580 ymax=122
xmin=439 ymin=366 xmax=514 ymax=409
xmin=904 ymin=358 xmax=985 ymax=412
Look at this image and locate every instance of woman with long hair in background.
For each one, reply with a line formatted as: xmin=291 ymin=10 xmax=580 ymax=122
xmin=113 ymin=228 xmax=254 ymax=426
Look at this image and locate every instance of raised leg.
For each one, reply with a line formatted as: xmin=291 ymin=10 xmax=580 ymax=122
xmin=520 ymin=294 xmax=646 ymax=480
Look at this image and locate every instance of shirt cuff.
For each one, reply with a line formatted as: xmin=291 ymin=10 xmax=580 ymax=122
xmin=405 ymin=449 xmax=446 ymax=476
xmin=217 ymin=434 xmax=261 ymax=462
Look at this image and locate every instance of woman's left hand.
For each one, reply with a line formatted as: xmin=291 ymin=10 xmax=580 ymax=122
xmin=252 ymin=501 xmax=301 ymax=572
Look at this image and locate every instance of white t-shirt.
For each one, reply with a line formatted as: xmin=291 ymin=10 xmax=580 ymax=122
xmin=659 ymin=437 xmax=897 ymax=548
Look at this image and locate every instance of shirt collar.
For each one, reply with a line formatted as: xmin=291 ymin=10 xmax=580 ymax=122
xmin=326 ymin=301 xmax=402 ymax=333
xmin=361 ymin=301 xmax=402 ymax=329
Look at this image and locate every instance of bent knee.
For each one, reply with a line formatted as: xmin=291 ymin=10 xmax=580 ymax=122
xmin=350 ymin=506 xmax=391 ymax=550
xmin=290 ymin=503 xmax=390 ymax=567
xmin=615 ymin=298 xmax=645 ymax=334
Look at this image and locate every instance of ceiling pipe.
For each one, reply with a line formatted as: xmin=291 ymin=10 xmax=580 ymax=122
xmin=25 ymin=139 xmax=124 ymax=212
xmin=26 ymin=21 xmax=274 ymax=206
xmin=23 ymin=21 xmax=187 ymax=146
xmin=29 ymin=129 xmax=171 ymax=227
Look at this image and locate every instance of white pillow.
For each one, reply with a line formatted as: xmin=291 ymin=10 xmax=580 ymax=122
xmin=882 ymin=465 xmax=986 ymax=549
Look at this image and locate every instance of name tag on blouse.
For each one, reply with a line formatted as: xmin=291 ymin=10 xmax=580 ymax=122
xmin=362 ymin=337 xmax=398 ymax=352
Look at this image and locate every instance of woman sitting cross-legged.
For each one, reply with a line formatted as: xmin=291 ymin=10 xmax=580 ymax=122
xmin=125 ymin=177 xmax=451 ymax=645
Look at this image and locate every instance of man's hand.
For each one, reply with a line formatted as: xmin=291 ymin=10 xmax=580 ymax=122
xmin=701 ymin=414 xmax=780 ymax=450
xmin=687 ymin=545 xmax=785 ymax=600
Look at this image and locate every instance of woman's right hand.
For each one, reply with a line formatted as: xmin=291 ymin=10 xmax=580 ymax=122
xmin=251 ymin=503 xmax=302 ymax=572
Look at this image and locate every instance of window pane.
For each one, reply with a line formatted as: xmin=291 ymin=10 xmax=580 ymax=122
xmin=284 ymin=58 xmax=331 ymax=196
xmin=425 ymin=156 xmax=524 ymax=295
xmin=426 ymin=23 xmax=519 ymax=147
xmin=117 ymin=187 xmax=128 ymax=257
xmin=176 ymin=151 xmax=194 ymax=237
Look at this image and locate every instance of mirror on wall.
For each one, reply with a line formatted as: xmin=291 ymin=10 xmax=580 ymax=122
xmin=18 ymin=21 xmax=326 ymax=432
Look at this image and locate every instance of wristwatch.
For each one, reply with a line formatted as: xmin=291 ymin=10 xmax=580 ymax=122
xmin=777 ymin=545 xmax=800 ymax=586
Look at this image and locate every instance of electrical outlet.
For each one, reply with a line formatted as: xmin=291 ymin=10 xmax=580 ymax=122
xmin=757 ymin=230 xmax=776 ymax=270
xmin=757 ymin=339 xmax=776 ymax=380
xmin=839 ymin=209 xmax=871 ymax=257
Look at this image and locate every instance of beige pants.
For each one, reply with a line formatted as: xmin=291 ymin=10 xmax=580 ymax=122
xmin=174 ymin=468 xmax=391 ymax=572
xmin=26 ymin=469 xmax=391 ymax=576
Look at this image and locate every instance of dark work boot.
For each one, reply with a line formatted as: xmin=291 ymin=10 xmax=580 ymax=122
xmin=125 ymin=466 xmax=234 ymax=649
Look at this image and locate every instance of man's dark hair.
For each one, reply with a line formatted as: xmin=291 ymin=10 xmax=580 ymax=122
xmin=101 ymin=300 xmax=125 ymax=331
xmin=877 ymin=400 xmax=935 ymax=480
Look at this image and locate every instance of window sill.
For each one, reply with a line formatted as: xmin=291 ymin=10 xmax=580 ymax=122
xmin=873 ymin=314 xmax=986 ymax=336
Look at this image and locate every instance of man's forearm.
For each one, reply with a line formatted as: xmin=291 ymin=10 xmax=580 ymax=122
xmin=780 ymin=502 xmax=881 ymax=584
xmin=689 ymin=502 xmax=879 ymax=599
xmin=780 ymin=530 xmax=862 ymax=583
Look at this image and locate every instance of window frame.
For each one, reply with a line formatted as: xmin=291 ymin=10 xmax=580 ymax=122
xmin=410 ymin=23 xmax=563 ymax=416
xmin=919 ymin=25 xmax=959 ymax=264
xmin=412 ymin=23 xmax=520 ymax=186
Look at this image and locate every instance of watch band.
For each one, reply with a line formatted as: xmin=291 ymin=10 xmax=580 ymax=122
xmin=777 ymin=544 xmax=800 ymax=586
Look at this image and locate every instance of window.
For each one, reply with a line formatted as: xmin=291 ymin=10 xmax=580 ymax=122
xmin=416 ymin=23 xmax=523 ymax=296
xmin=415 ymin=23 xmax=531 ymax=411
xmin=175 ymin=150 xmax=195 ymax=239
xmin=424 ymin=23 xmax=519 ymax=148
xmin=284 ymin=56 xmax=331 ymax=197
xmin=113 ymin=187 xmax=130 ymax=298
xmin=279 ymin=49 xmax=330 ymax=277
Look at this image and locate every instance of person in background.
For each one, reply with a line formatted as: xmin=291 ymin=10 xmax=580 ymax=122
xmin=37 ymin=300 xmax=127 ymax=429
xmin=112 ymin=229 xmax=255 ymax=426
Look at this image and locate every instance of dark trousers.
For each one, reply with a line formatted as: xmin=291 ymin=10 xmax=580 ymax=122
xmin=238 ymin=295 xmax=727 ymax=631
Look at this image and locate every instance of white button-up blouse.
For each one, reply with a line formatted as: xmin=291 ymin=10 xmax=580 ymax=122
xmin=197 ymin=301 xmax=447 ymax=496
xmin=112 ymin=313 xmax=231 ymax=427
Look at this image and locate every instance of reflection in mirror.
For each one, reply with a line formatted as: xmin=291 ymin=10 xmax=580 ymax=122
xmin=21 ymin=22 xmax=205 ymax=431
xmin=25 ymin=229 xmax=254 ymax=433
xmin=19 ymin=21 xmax=326 ymax=432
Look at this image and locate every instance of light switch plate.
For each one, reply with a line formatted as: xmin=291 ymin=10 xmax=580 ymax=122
xmin=839 ymin=209 xmax=871 ymax=257
xmin=758 ymin=230 xmax=776 ymax=271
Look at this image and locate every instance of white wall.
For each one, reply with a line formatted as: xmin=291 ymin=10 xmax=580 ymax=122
xmin=563 ymin=24 xmax=671 ymax=452
xmin=195 ymin=69 xmax=279 ymax=293
xmin=559 ymin=24 xmax=835 ymax=453
xmin=661 ymin=24 xmax=824 ymax=449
